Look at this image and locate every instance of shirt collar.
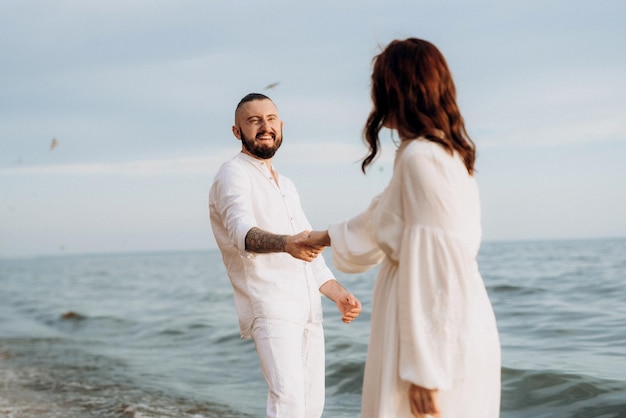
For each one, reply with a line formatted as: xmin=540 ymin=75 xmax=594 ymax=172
xmin=237 ymin=151 xmax=278 ymax=177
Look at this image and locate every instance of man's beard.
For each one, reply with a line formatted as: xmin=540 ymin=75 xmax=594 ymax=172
xmin=240 ymin=129 xmax=283 ymax=159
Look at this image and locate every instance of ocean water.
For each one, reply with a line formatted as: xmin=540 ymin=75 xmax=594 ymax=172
xmin=1 ymin=238 xmax=625 ymax=418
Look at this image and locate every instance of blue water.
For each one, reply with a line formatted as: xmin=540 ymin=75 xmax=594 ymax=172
xmin=1 ymin=238 xmax=625 ymax=417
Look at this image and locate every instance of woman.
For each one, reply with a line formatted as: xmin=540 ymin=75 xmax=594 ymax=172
xmin=307 ymin=38 xmax=501 ymax=417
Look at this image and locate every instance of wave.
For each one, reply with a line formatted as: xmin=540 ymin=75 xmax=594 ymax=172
xmin=0 ymin=336 xmax=256 ymax=418
xmin=326 ymin=359 xmax=365 ymax=395
xmin=489 ymin=284 xmax=547 ymax=296
xmin=502 ymin=367 xmax=626 ymax=417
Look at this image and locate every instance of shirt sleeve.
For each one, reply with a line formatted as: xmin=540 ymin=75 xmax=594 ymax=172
xmin=210 ymin=163 xmax=257 ymax=253
xmin=328 ymin=196 xmax=385 ymax=273
xmin=311 ymin=255 xmax=336 ymax=289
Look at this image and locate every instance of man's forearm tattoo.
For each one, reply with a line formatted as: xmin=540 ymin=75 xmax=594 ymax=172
xmin=245 ymin=227 xmax=287 ymax=253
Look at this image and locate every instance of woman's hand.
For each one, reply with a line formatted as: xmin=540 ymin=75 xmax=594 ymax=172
xmin=301 ymin=230 xmax=331 ymax=247
xmin=408 ymin=384 xmax=440 ymax=417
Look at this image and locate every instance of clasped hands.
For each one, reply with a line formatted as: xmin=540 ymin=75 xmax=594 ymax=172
xmin=285 ymin=230 xmax=331 ymax=262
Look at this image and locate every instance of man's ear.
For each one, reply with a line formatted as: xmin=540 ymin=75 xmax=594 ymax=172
xmin=232 ymin=125 xmax=241 ymax=140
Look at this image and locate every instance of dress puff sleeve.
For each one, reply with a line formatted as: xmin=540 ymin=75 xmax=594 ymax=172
xmin=328 ymin=196 xmax=385 ymax=273
xmin=394 ymin=144 xmax=479 ymax=391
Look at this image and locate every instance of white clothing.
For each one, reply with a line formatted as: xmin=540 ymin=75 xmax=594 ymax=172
xmin=252 ymin=318 xmax=325 ymax=418
xmin=209 ymin=152 xmax=335 ymax=338
xmin=328 ymin=139 xmax=501 ymax=417
xmin=209 ymin=151 xmax=335 ymax=417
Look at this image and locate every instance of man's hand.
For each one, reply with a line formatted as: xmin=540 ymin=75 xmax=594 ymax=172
xmin=319 ymin=280 xmax=362 ymax=323
xmin=335 ymin=292 xmax=362 ymax=323
xmin=285 ymin=231 xmax=326 ymax=262
xmin=408 ymin=384 xmax=440 ymax=418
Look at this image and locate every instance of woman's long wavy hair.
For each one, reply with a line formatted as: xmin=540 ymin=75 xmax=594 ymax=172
xmin=362 ymin=38 xmax=476 ymax=175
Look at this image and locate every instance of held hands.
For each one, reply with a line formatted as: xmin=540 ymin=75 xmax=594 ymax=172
xmin=408 ymin=384 xmax=440 ymax=418
xmin=285 ymin=231 xmax=326 ymax=262
xmin=285 ymin=229 xmax=331 ymax=262
xmin=303 ymin=230 xmax=331 ymax=247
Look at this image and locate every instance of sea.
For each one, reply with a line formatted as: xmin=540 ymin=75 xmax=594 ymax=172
xmin=1 ymin=238 xmax=625 ymax=418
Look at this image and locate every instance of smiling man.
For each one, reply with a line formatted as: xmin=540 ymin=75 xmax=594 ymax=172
xmin=235 ymin=96 xmax=283 ymax=160
xmin=208 ymin=93 xmax=362 ymax=418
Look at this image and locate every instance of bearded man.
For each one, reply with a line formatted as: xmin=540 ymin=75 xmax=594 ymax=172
xmin=209 ymin=93 xmax=362 ymax=418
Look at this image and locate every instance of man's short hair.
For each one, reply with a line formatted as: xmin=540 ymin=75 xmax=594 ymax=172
xmin=236 ymin=93 xmax=272 ymax=110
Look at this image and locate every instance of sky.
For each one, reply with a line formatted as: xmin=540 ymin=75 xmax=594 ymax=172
xmin=1 ymin=0 xmax=625 ymax=257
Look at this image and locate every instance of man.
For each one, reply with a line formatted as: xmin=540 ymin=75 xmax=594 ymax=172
xmin=209 ymin=93 xmax=362 ymax=418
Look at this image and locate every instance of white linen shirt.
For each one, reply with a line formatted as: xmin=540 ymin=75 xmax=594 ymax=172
xmin=209 ymin=152 xmax=335 ymax=338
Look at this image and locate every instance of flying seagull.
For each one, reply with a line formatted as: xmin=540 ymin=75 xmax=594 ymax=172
xmin=50 ymin=138 xmax=58 ymax=151
xmin=264 ymin=82 xmax=280 ymax=90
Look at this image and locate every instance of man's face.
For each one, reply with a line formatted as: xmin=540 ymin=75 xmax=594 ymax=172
xmin=233 ymin=99 xmax=283 ymax=160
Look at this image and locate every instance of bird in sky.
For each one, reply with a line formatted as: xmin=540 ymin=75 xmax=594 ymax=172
xmin=264 ymin=82 xmax=280 ymax=90
xmin=50 ymin=138 xmax=58 ymax=151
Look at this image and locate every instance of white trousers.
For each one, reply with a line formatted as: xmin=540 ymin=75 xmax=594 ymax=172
xmin=252 ymin=318 xmax=325 ymax=418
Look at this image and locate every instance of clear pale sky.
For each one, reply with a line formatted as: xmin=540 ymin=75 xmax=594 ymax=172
xmin=1 ymin=1 xmax=624 ymax=257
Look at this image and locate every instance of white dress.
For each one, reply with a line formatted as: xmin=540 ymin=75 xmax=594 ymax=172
xmin=328 ymin=139 xmax=501 ymax=418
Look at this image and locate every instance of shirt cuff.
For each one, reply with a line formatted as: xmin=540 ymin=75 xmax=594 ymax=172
xmin=236 ymin=222 xmax=256 ymax=253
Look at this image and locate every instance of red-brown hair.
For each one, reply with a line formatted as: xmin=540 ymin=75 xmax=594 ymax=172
xmin=362 ymin=38 xmax=476 ymax=174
